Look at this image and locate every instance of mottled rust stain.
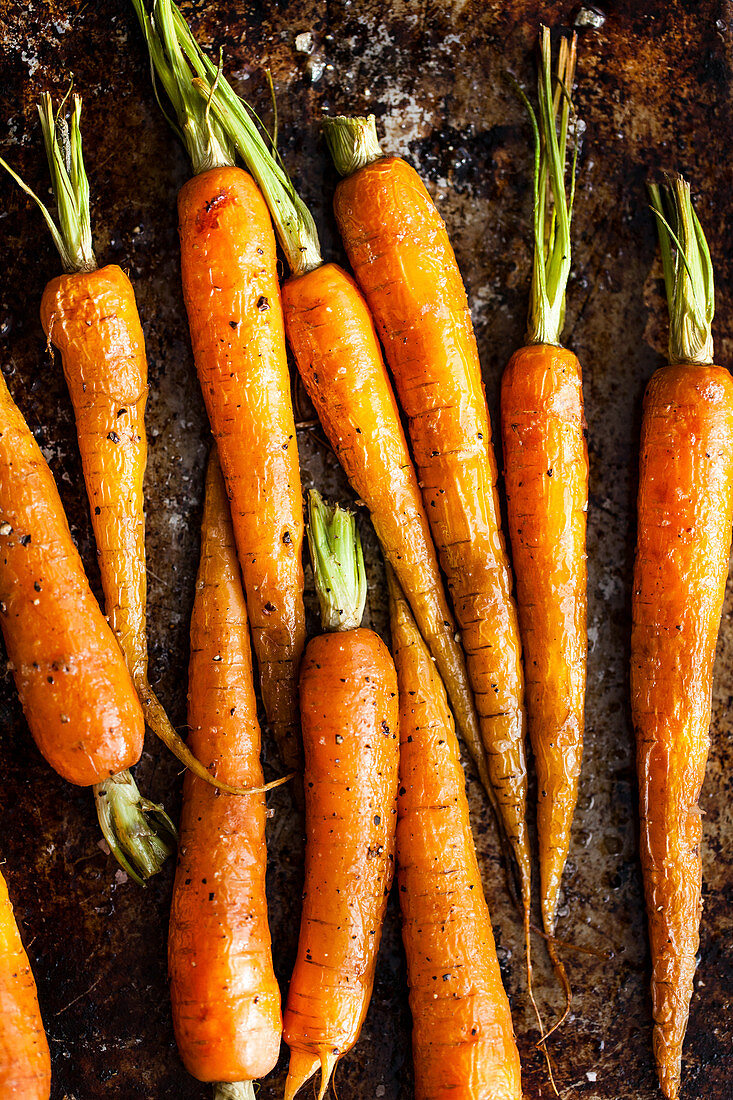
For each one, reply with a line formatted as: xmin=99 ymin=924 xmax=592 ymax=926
xmin=0 ymin=1 xmax=732 ymax=1098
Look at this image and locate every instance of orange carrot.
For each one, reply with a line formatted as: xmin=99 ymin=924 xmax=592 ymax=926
xmin=169 ymin=451 xmax=281 ymax=1099
xmin=500 ymin=28 xmax=587 ymax=1029
xmin=283 ymin=493 xmax=399 ymax=1100
xmin=0 ymin=366 xmax=143 ymax=785
xmin=132 ymin=0 xmax=306 ymax=776
xmin=388 ymin=565 xmax=522 ymax=1100
xmin=632 ymin=175 xmax=733 ymax=1100
xmin=0 ymin=867 xmax=51 ymax=1099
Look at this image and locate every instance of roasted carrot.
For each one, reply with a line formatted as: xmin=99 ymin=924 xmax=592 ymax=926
xmin=0 ymin=366 xmax=143 ymax=785
xmin=283 ymin=493 xmax=399 ymax=1100
xmin=168 ymin=10 xmax=485 ymax=800
xmin=499 ymin=28 xmax=588 ymax=1029
xmin=169 ymin=451 xmax=281 ymax=1099
xmin=0 ymin=867 xmax=51 ymax=1099
xmin=631 ymin=174 xmax=733 ymax=1100
xmin=132 ymin=0 xmax=306 ymax=776
xmin=388 ymin=565 xmax=522 ymax=1100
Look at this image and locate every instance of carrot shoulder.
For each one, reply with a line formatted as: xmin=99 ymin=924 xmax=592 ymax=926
xmin=0 ymin=868 xmax=51 ymax=1100
xmin=169 ymin=452 xmax=281 ymax=1094
xmin=389 ymin=567 xmax=522 ymax=1100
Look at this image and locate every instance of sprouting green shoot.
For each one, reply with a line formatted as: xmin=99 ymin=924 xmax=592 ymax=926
xmin=130 ymin=0 xmax=235 ymax=175
xmin=0 ymin=92 xmax=96 ymax=274
xmin=307 ymin=491 xmax=367 ymax=633
xmin=648 ymin=174 xmax=714 ymax=365
xmin=524 ymin=25 xmax=579 ymax=346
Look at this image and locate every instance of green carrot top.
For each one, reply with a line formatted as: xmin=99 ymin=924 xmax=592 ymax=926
xmin=648 ymin=174 xmax=714 ymax=366
xmin=307 ymin=491 xmax=367 ymax=634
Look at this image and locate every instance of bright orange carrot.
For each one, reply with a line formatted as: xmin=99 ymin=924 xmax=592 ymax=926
xmin=0 ymin=867 xmax=51 ymax=1099
xmin=283 ymin=493 xmax=399 ymax=1100
xmin=388 ymin=565 xmax=522 ymax=1100
xmin=0 ymin=366 xmax=143 ymax=785
xmin=178 ymin=18 xmax=486 ymax=803
xmin=500 ymin=28 xmax=587 ymax=1027
xmin=632 ymin=175 xmax=733 ymax=1100
xmin=132 ymin=0 xmax=305 ymax=775
xmin=169 ymin=451 xmax=281 ymax=1100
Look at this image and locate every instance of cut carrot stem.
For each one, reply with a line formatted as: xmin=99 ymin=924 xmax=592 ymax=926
xmin=169 ymin=451 xmax=282 ymax=1093
xmin=633 ymin=173 xmax=730 ymax=1100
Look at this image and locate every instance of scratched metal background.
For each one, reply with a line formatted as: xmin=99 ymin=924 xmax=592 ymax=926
xmin=0 ymin=1 xmax=732 ymax=1097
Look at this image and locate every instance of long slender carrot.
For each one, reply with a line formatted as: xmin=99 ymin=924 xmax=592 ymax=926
xmin=0 ymin=867 xmax=51 ymax=1099
xmin=0 ymin=366 xmax=143 ymax=785
xmin=169 ymin=451 xmax=281 ymax=1100
xmin=283 ymin=493 xmax=399 ymax=1100
xmin=132 ymin=0 xmax=306 ymax=776
xmin=632 ymin=174 xmax=733 ymax=1100
xmin=499 ymin=28 xmax=587 ymax=1029
xmin=388 ymin=565 xmax=522 ymax=1100
xmin=166 ymin=7 xmax=486 ymax=803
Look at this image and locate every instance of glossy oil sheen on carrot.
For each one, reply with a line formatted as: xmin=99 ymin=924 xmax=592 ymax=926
xmin=501 ymin=342 xmax=588 ymax=935
xmin=0 ymin=371 xmax=144 ymax=785
xmin=332 ymin=156 xmax=529 ymax=877
xmin=178 ymin=166 xmax=305 ymax=772
xmin=390 ymin=579 xmax=522 ymax=1100
xmin=631 ymin=363 xmax=733 ymax=1100
xmin=284 ymin=628 xmax=399 ymax=1091
xmin=169 ymin=455 xmax=281 ymax=1082
xmin=0 ymin=869 xmax=51 ymax=1100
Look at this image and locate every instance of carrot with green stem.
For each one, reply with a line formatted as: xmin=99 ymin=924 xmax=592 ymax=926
xmin=388 ymin=564 xmax=522 ymax=1100
xmin=169 ymin=450 xmax=283 ymax=1099
xmin=632 ymin=173 xmax=733 ymax=1100
xmin=153 ymin=1 xmax=485 ymax=807
xmin=0 ymin=866 xmax=51 ymax=1099
xmin=283 ymin=491 xmax=399 ymax=1100
xmin=131 ymin=0 xmax=306 ymax=776
xmin=497 ymin=27 xmax=587 ymax=1032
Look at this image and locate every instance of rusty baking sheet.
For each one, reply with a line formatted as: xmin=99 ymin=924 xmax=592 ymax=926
xmin=0 ymin=1 xmax=732 ymax=1097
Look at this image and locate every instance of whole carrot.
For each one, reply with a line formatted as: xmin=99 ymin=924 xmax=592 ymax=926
xmin=500 ymin=28 xmax=587 ymax=1025
xmin=132 ymin=0 xmax=306 ymax=775
xmin=173 ymin=10 xmax=486 ymax=801
xmin=388 ymin=565 xmax=522 ymax=1100
xmin=169 ymin=451 xmax=281 ymax=1099
xmin=0 ymin=367 xmax=143 ymax=785
xmin=0 ymin=867 xmax=51 ymax=1099
xmin=632 ymin=174 xmax=733 ymax=1100
xmin=283 ymin=493 xmax=399 ymax=1100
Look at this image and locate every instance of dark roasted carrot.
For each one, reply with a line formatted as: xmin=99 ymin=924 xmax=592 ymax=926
xmin=283 ymin=493 xmax=399 ymax=1100
xmin=632 ymin=174 xmax=733 ymax=1100
xmin=388 ymin=565 xmax=522 ymax=1100
xmin=0 ymin=366 xmax=143 ymax=785
xmin=169 ymin=451 xmax=281 ymax=1100
xmin=132 ymin=0 xmax=306 ymax=776
xmin=0 ymin=867 xmax=51 ymax=1099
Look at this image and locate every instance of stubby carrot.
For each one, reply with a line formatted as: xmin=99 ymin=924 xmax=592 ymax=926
xmin=283 ymin=493 xmax=399 ymax=1100
xmin=0 ymin=367 xmax=143 ymax=785
xmin=500 ymin=28 xmax=588 ymax=1026
xmin=169 ymin=451 xmax=282 ymax=1100
xmin=0 ymin=867 xmax=51 ymax=1099
xmin=173 ymin=9 xmax=486 ymax=802
xmin=388 ymin=565 xmax=522 ymax=1100
xmin=132 ymin=0 xmax=306 ymax=775
xmin=632 ymin=174 xmax=733 ymax=1100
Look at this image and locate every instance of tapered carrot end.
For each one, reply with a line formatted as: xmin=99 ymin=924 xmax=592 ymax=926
xmin=654 ymin=1026 xmax=682 ymax=1100
xmin=284 ymin=1051 xmax=320 ymax=1100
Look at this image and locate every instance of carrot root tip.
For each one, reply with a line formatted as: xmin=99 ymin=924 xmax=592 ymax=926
xmin=93 ymin=769 xmax=177 ymax=884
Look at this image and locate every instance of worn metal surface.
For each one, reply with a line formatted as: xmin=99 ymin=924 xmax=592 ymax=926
xmin=0 ymin=1 xmax=732 ymax=1097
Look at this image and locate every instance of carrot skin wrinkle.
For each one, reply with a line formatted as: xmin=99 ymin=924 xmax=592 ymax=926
xmin=501 ymin=343 xmax=588 ymax=941
xmin=178 ymin=167 xmax=305 ymax=774
xmin=0 ymin=868 xmax=51 ymax=1099
xmin=283 ymin=628 xmax=399 ymax=1099
xmin=631 ymin=363 xmax=733 ymax=1100
xmin=0 ymin=369 xmax=144 ymax=785
xmin=389 ymin=570 xmax=522 ymax=1100
xmin=169 ymin=453 xmax=281 ymax=1084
